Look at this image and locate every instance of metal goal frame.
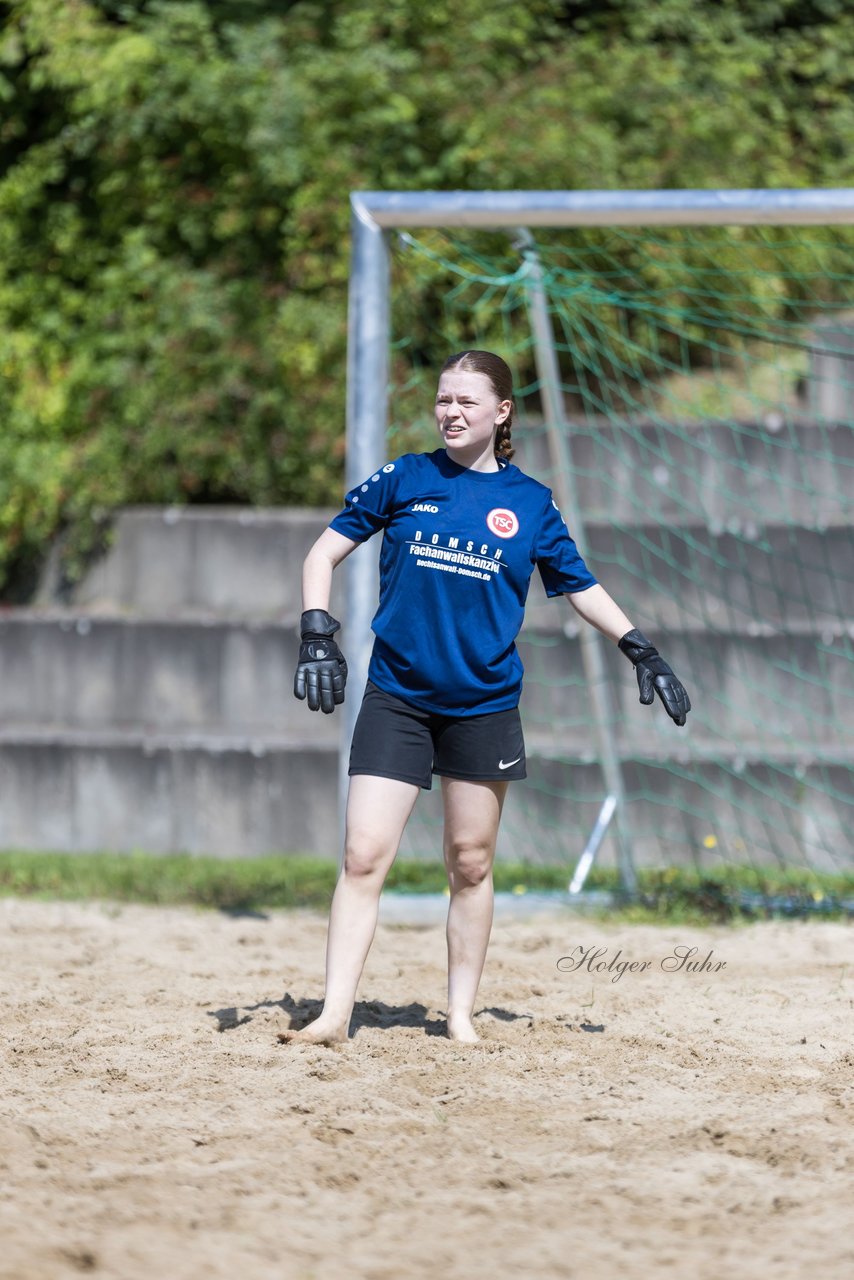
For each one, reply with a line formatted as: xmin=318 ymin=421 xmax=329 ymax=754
xmin=344 ymin=189 xmax=854 ymax=892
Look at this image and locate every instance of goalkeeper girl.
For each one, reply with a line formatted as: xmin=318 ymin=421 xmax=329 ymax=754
xmin=285 ymin=350 xmax=690 ymax=1045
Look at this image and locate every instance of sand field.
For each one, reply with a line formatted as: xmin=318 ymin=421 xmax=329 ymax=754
xmin=0 ymin=898 xmax=851 ymax=1280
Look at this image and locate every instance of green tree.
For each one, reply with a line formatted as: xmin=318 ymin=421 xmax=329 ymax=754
xmin=0 ymin=0 xmax=851 ymax=590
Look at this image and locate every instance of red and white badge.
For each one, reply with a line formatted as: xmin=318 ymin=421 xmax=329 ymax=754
xmin=487 ymin=508 xmax=520 ymax=539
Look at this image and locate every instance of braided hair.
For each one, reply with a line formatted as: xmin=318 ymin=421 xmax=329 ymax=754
xmin=440 ymin=350 xmax=515 ymax=462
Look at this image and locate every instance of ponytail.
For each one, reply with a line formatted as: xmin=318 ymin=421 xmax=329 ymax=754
xmin=494 ymin=415 xmax=514 ymax=462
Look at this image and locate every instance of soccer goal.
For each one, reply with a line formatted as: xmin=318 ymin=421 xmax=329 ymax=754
xmin=345 ymin=190 xmax=854 ymax=895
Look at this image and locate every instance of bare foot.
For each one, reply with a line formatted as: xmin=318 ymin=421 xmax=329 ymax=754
xmin=277 ymin=1020 xmax=349 ymax=1046
xmin=446 ymin=1014 xmax=480 ymax=1044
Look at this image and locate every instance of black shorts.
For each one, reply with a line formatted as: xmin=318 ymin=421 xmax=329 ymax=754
xmin=349 ymin=681 xmax=527 ymax=790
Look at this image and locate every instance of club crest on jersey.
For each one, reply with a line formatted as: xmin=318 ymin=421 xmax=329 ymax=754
xmin=487 ymin=508 xmax=519 ymax=539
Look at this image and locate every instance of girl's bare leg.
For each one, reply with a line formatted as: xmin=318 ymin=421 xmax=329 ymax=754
xmin=279 ymin=774 xmax=419 ymax=1044
xmin=441 ymin=777 xmax=507 ymax=1043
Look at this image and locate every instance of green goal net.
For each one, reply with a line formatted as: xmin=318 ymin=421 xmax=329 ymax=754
xmin=383 ymin=224 xmax=853 ymax=882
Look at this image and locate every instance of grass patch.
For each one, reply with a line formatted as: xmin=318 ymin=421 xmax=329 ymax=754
xmin=0 ymin=852 xmax=850 ymax=922
xmin=0 ymin=851 xmax=337 ymax=911
xmin=0 ymin=851 xmax=572 ymax=911
xmin=612 ymin=865 xmax=854 ymax=924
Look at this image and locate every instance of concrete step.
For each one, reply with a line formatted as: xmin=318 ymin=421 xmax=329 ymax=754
xmin=35 ymin=506 xmax=340 ymax=620
xmin=2 ymin=724 xmax=846 ymax=765
xmin=0 ymin=612 xmax=340 ymax=742
xmin=516 ymin=628 xmax=854 ymax=752
xmin=32 ymin=423 xmax=851 ymax=620
xmin=1 ymin=613 xmax=847 ymax=750
xmin=0 ymin=731 xmax=845 ymax=867
xmin=525 ymin=524 xmax=852 ymax=631
xmin=416 ymin=769 xmax=849 ymax=873
xmin=490 ymin=754 xmax=851 ymax=874
xmin=36 ymin=507 xmax=852 ymax=632
xmin=0 ymin=733 xmax=339 ymax=858
xmin=516 ymin=415 xmax=852 ymax=527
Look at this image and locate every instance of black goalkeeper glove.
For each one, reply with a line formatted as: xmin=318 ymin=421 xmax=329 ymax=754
xmin=618 ymin=628 xmax=691 ymax=727
xmin=294 ymin=609 xmax=348 ymax=714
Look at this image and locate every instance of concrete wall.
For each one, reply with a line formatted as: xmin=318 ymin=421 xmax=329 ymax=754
xmin=1 ymin=416 xmax=849 ymax=867
xmin=0 ymin=733 xmax=338 ymax=857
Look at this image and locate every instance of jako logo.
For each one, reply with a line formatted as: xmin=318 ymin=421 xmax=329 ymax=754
xmin=487 ymin=508 xmax=519 ymax=539
xmin=411 ymin=503 xmax=439 ymax=513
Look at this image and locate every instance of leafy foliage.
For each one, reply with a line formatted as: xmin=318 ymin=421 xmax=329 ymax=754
xmin=1 ymin=0 xmax=852 ymax=588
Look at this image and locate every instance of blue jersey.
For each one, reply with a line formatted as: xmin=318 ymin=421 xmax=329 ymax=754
xmin=330 ymin=449 xmax=598 ymax=716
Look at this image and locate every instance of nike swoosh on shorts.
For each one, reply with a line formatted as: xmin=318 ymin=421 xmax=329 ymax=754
xmin=498 ymin=757 xmax=522 ymax=770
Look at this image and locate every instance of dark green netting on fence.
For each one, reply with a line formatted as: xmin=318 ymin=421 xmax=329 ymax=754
xmin=384 ymin=226 xmax=854 ymax=881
